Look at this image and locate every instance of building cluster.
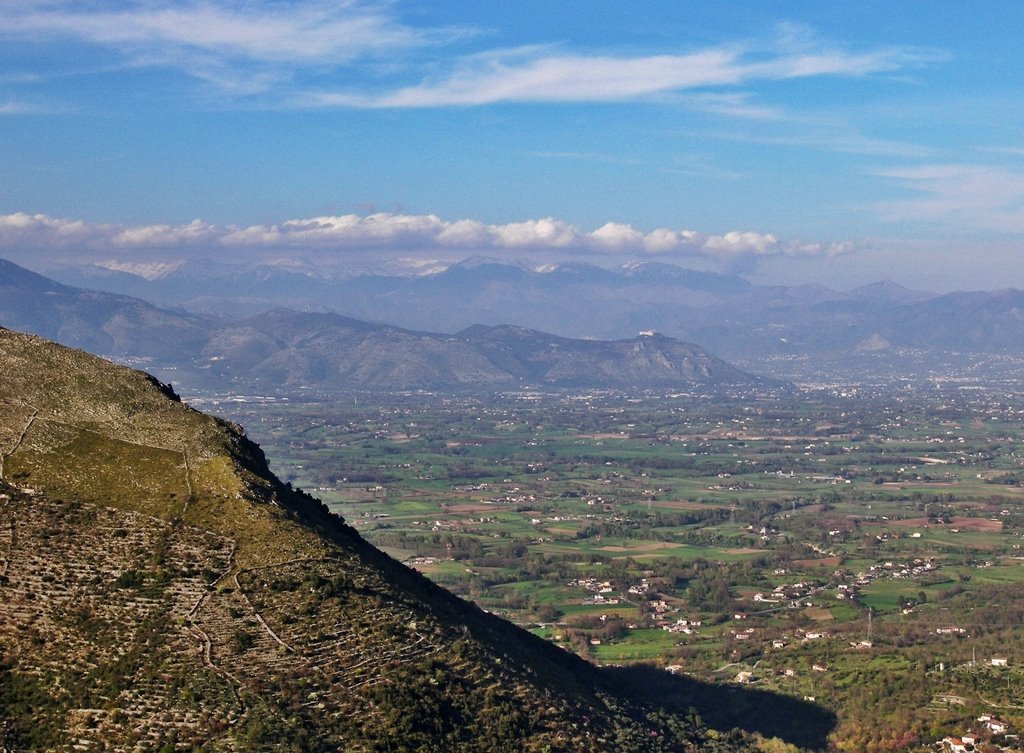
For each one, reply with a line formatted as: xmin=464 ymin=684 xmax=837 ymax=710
xmin=569 ymin=577 xmax=623 ymax=606
xmin=662 ymin=617 xmax=703 ymax=635
xmin=941 ymin=715 xmax=1017 ymax=753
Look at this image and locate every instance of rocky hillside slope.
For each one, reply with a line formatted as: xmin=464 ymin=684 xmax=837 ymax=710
xmin=0 ymin=328 xmax=765 ymax=752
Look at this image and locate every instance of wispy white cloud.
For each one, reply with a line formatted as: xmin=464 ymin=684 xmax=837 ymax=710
xmin=0 ymin=1 xmax=453 ymax=93
xmin=527 ymin=151 xmax=646 ymax=167
xmin=310 ymin=41 xmax=934 ymax=108
xmin=528 ymin=150 xmax=742 ymax=181
xmin=0 ymin=211 xmax=854 ymax=261
xmin=5 ymin=1 xmax=436 ymax=60
xmin=682 ymin=92 xmax=783 ymax=121
xmin=690 ymin=126 xmax=935 ymax=159
xmin=976 ymin=145 xmax=1024 ymax=157
xmin=661 ymin=154 xmax=746 ymax=181
xmin=871 ymin=164 xmax=1024 ymax=234
xmin=1 ymin=3 xmax=938 ymax=105
xmin=0 ymin=100 xmax=53 ymax=114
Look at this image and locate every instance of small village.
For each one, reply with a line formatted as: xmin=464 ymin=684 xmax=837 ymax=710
xmin=938 ymin=715 xmax=1019 ymax=753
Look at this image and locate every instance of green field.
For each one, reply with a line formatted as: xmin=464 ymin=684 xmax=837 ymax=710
xmin=205 ymin=386 xmax=1024 ymax=752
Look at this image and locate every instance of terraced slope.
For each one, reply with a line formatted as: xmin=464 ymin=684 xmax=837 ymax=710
xmin=0 ymin=329 xmax=757 ymax=752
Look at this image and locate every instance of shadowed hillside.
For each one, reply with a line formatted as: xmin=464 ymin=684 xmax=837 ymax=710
xmin=0 ymin=328 xmax=816 ymax=751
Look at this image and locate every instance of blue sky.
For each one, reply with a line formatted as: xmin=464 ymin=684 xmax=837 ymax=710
xmin=1 ymin=1 xmax=1024 ymax=290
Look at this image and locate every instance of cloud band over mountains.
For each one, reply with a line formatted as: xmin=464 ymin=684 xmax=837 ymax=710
xmin=0 ymin=212 xmax=853 ymax=262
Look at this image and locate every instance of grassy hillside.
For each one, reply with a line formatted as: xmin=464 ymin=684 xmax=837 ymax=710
xmin=0 ymin=329 xmax=766 ymax=752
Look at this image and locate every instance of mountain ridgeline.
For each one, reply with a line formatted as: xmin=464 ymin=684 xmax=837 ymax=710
xmin=205 ymin=311 xmax=762 ymax=391
xmin=0 ymin=328 xmax=802 ymax=751
xmin=39 ymin=255 xmax=1024 ymax=381
xmin=0 ymin=258 xmax=770 ymax=392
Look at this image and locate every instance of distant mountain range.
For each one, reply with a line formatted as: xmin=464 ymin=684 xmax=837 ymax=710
xmin=48 ymin=256 xmax=1024 ymax=378
xmin=53 ymin=257 xmax=762 ymax=328
xmin=0 ymin=258 xmax=210 ymax=360
xmin=0 ymin=258 xmax=767 ymax=392
xmin=15 ymin=255 xmax=1024 ymax=384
